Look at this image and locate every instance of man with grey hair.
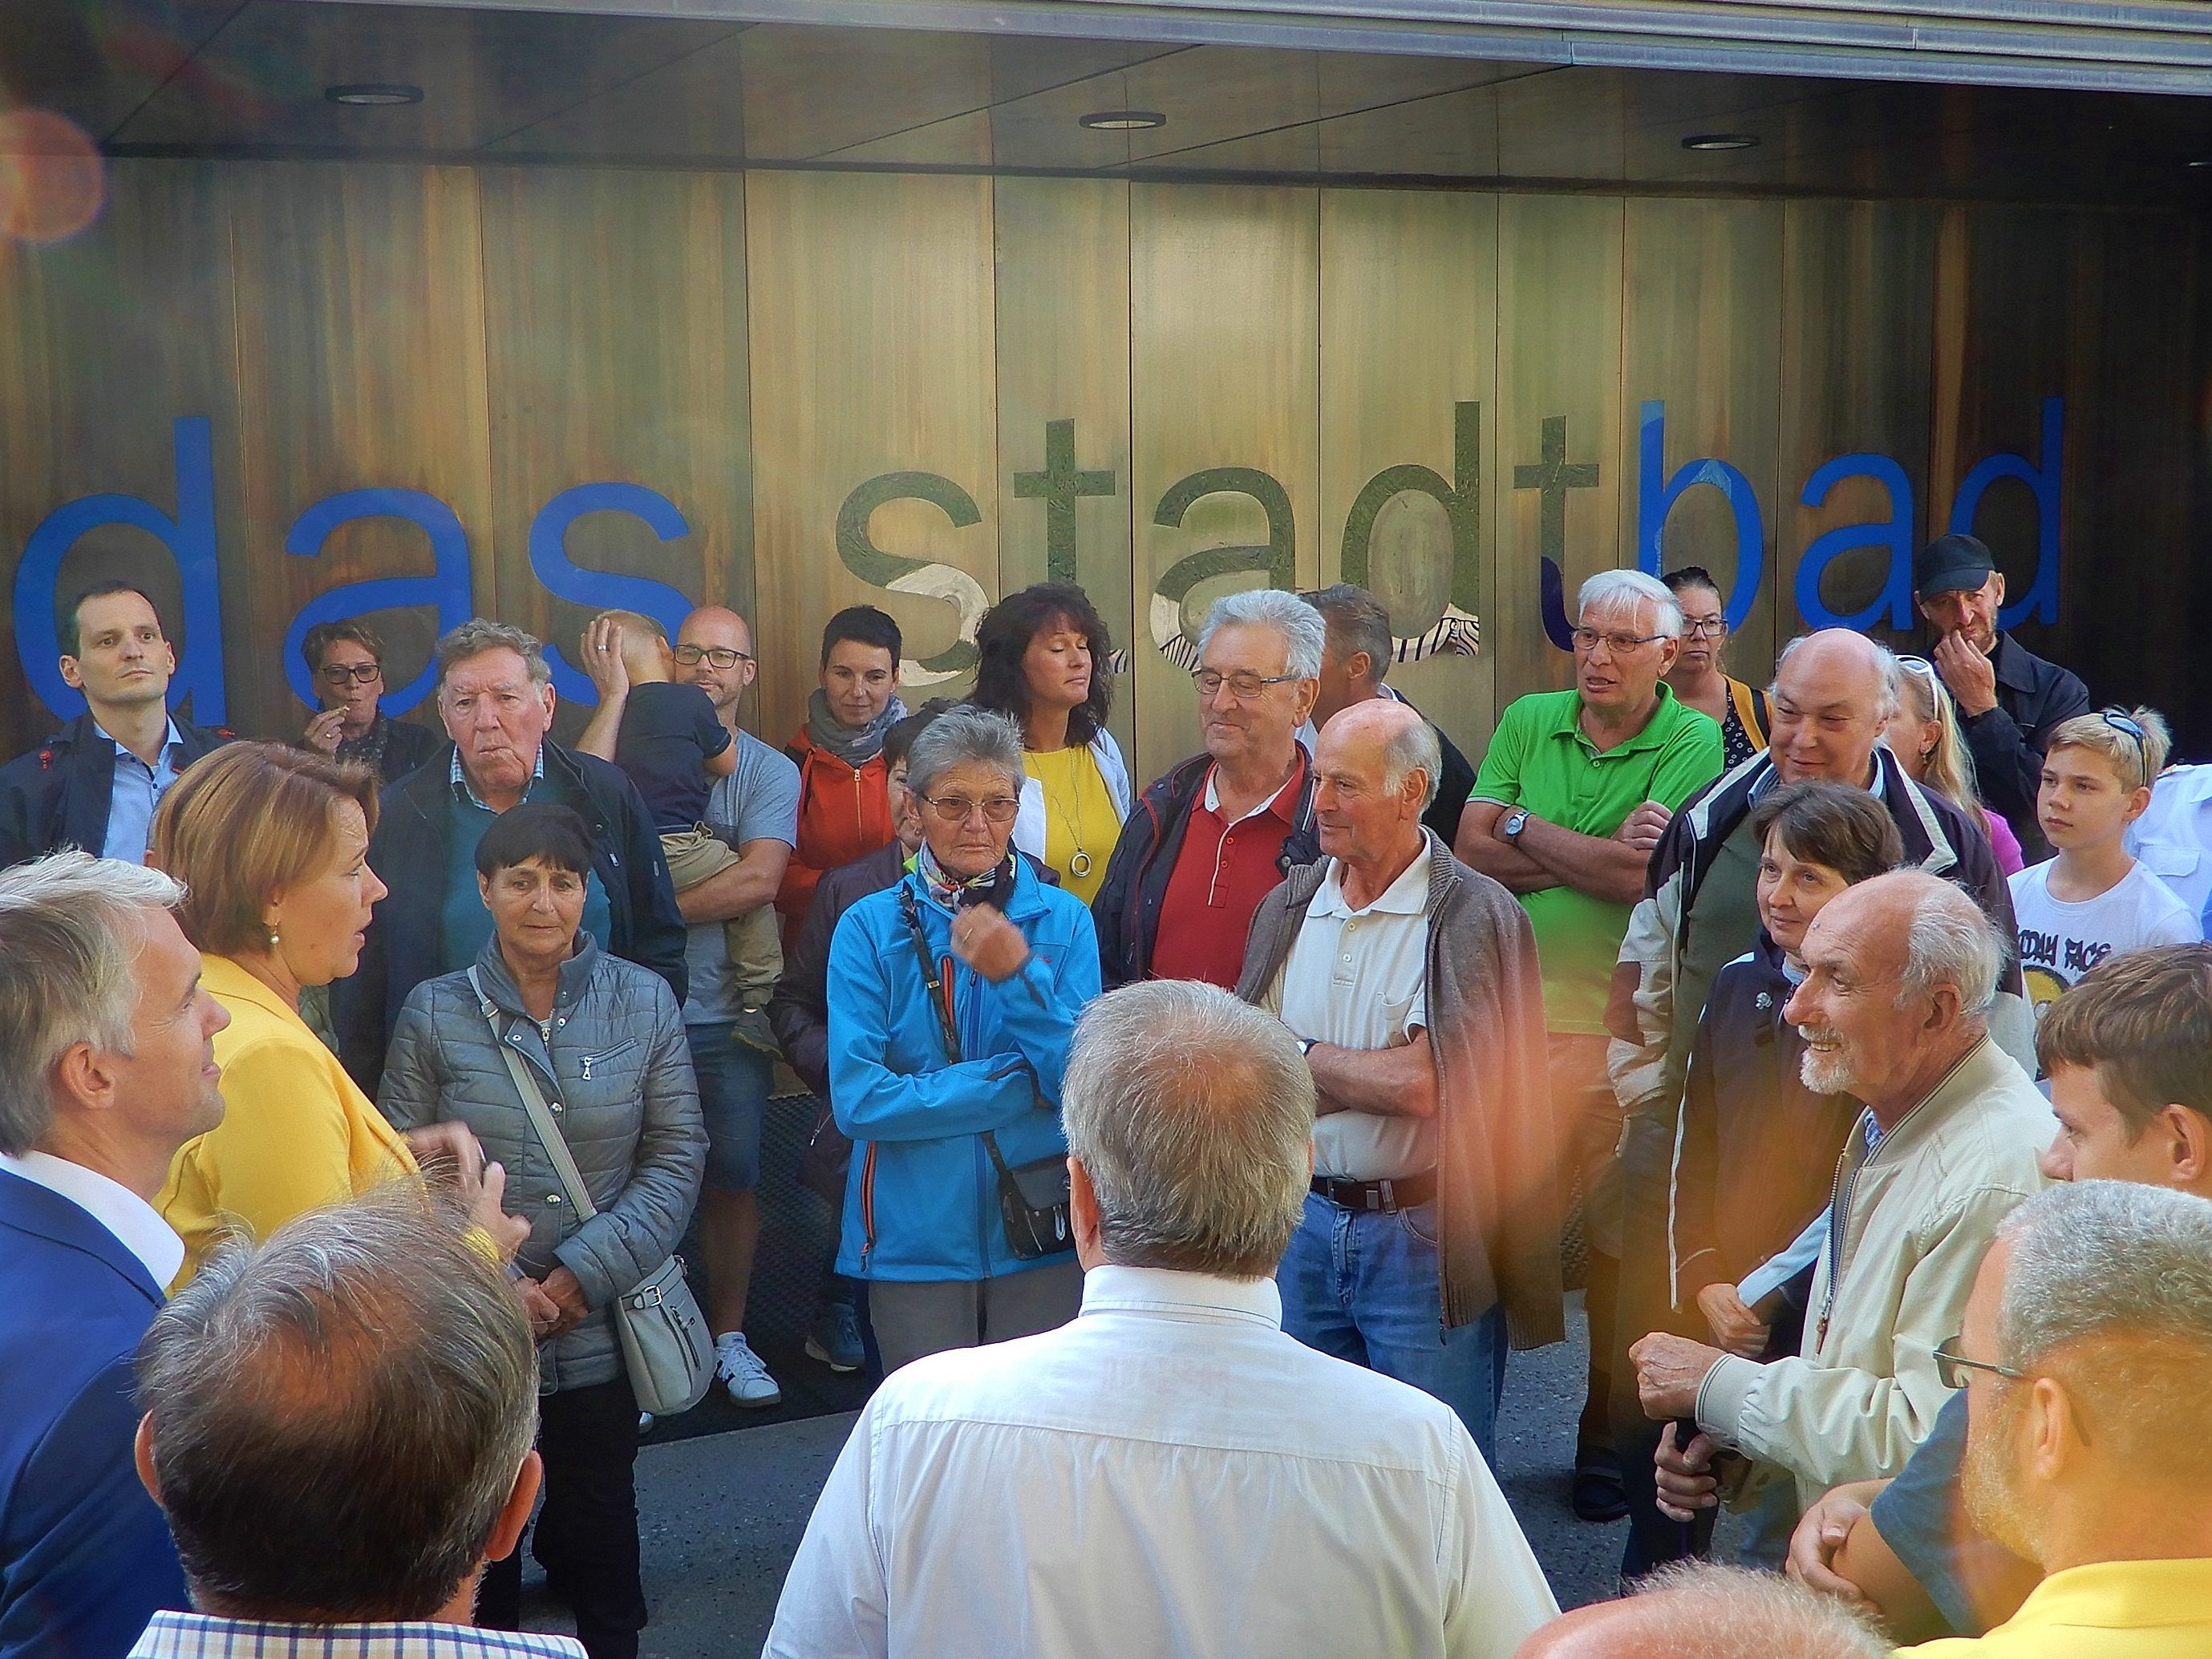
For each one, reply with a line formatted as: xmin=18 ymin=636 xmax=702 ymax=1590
xmin=0 ymin=852 xmax=225 ymax=1659
xmin=1238 ymin=698 xmax=1561 ymax=1461
xmin=768 ymin=979 xmax=1559 ymax=1659
xmin=1456 ymin=567 xmax=1724 ymax=1515
xmin=1299 ymin=582 xmax=1479 ymax=847
xmin=126 ymin=1194 xmax=582 ymax=1657
xmin=1887 ymin=1180 xmax=2212 ymax=1655
xmin=1631 ymin=870 xmax=2053 ymax=1547
xmin=1093 ymin=587 xmax=1325 ymax=989
xmin=1606 ymin=626 xmax=2027 ymax=1567
xmin=336 ymin=618 xmax=686 ymax=1094
xmin=1514 ymin=1562 xmax=1888 ymax=1658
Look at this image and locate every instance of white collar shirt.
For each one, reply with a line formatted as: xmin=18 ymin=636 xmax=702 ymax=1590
xmin=130 ymin=1612 xmax=585 ymax=1657
xmin=764 ymin=1264 xmax=1558 ymax=1659
xmin=1261 ymin=839 xmax=1436 ymax=1180
xmin=0 ymin=1147 xmax=183 ymax=1289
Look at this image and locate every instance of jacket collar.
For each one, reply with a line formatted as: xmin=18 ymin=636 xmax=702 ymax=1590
xmin=0 ymin=1163 xmax=168 ymax=1305
xmin=1079 ymin=1264 xmax=1282 ymax=1330
xmin=1862 ymin=1032 xmax=2015 ymax=1158
xmin=201 ymin=951 xmax=314 ymax=1030
xmin=471 ymin=931 xmax=604 ymax=1018
xmin=1988 ymin=631 xmax=2041 ymax=696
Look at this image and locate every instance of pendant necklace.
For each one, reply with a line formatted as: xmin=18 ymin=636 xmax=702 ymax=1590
xmin=1040 ymin=747 xmax=1094 ymax=878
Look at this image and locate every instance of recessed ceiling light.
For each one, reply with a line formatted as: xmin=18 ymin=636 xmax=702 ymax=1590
xmin=326 ymin=83 xmax=424 ymax=107
xmin=1682 ymin=132 xmax=1760 ymax=152
xmin=2189 ymin=157 xmax=2212 ymax=169
xmin=1079 ymin=110 xmax=1165 ymax=132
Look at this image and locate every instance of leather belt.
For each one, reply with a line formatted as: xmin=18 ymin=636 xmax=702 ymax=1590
xmin=1311 ymin=1167 xmax=1437 ymax=1213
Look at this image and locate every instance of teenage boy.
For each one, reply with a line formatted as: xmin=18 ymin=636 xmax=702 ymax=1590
xmin=2008 ymin=706 xmax=2198 ymax=1024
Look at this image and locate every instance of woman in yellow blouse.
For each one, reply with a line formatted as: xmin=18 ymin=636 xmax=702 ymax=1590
xmin=970 ymin=583 xmax=1131 ymax=905
xmin=152 ymin=743 xmax=525 ymax=1285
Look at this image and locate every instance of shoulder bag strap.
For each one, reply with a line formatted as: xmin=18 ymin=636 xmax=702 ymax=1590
xmin=894 ymin=885 xmax=962 ymax=1065
xmin=467 ymin=966 xmax=600 ymax=1222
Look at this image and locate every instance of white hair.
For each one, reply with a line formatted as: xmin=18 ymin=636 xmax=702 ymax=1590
xmin=1898 ymin=877 xmax=2005 ymax=1016
xmin=0 ymin=852 xmax=186 ymax=1155
xmin=1061 ymin=981 xmax=1315 ymax=1277
xmin=1620 ymin=1563 xmax=1890 ymax=1658
xmin=905 ymin=706 xmax=1027 ymax=799
xmin=1382 ymin=713 xmax=1444 ymax=812
xmin=1197 ymin=589 xmax=1327 ymax=680
xmin=1578 ymin=569 xmax=1683 ymax=639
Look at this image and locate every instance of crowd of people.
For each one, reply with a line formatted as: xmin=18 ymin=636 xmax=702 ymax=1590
xmin=3 ymin=530 xmax=2211 ymax=1659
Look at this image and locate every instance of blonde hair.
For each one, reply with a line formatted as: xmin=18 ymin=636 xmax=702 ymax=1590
xmin=150 ymin=743 xmax=379 ymax=957
xmin=1891 ymin=656 xmax=1984 ymax=813
xmin=591 ymin=609 xmax=669 ymax=679
xmin=2046 ymin=706 xmax=2170 ymax=792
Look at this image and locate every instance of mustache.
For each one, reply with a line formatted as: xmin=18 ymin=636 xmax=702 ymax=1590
xmin=1797 ymin=1025 xmax=1845 ymax=1047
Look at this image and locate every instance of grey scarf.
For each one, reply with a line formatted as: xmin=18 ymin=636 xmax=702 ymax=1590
xmin=806 ymin=687 xmax=906 ymax=767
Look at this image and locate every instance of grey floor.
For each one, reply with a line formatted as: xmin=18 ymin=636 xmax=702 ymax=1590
xmin=521 ymin=1294 xmax=1642 ymax=1657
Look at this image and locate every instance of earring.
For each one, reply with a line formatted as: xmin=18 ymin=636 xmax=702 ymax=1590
xmin=267 ymin=925 xmax=282 ymax=950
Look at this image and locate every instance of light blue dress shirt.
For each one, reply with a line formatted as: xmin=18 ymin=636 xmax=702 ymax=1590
xmin=101 ymin=718 xmax=184 ymax=864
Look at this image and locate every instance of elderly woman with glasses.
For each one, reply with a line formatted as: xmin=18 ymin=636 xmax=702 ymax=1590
xmin=823 ymin=706 xmax=1101 ymax=1372
xmin=1661 ymin=567 xmax=1770 ymax=770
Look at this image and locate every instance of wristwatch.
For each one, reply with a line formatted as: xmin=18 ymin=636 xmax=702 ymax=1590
xmin=1501 ymin=807 xmax=1531 ymax=841
xmin=1298 ymin=1036 xmax=1319 ymax=1057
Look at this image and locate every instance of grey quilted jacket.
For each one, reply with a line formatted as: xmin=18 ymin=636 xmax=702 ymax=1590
xmin=379 ymin=934 xmax=706 ymax=1393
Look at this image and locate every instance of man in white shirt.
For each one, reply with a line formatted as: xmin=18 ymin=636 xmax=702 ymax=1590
xmin=0 ymin=852 xmax=229 ymax=1659
xmin=765 ymin=977 xmax=1559 ymax=1659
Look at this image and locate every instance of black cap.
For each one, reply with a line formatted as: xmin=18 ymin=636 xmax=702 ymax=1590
xmin=1914 ymin=533 xmax=1995 ymax=599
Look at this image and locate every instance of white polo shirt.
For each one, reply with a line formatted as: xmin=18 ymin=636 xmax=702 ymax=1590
xmin=1262 ymin=841 xmax=1435 ymax=1181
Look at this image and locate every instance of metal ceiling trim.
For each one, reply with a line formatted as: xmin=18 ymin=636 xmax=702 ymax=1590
xmin=292 ymin=0 xmax=2212 ymax=95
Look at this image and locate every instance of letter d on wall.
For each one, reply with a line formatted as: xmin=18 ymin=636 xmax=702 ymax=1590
xmin=14 ymin=417 xmax=228 ymax=723
xmin=1949 ymin=398 xmax=2064 ymax=628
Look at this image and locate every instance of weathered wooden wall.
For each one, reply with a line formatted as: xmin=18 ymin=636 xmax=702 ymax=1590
xmin=2 ymin=159 xmax=2205 ymax=772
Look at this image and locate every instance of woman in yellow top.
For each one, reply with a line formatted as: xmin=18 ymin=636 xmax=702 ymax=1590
xmin=970 ymin=583 xmax=1130 ymax=904
xmin=152 ymin=742 xmax=526 ymax=1285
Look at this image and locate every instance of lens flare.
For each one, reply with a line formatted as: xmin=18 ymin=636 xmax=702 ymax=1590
xmin=0 ymin=111 xmax=107 ymax=245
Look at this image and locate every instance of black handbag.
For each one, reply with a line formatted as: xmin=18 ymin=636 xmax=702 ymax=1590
xmin=896 ymin=885 xmax=1075 ymax=1260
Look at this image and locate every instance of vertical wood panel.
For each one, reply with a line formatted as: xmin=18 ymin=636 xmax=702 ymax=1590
xmin=1128 ymin=181 xmax=1321 ymax=775
xmin=0 ymin=160 xmax=245 ymax=751
xmin=227 ymin=161 xmax=493 ymax=737
xmin=1777 ymin=199 xmax=1939 ymax=653
xmin=992 ymin=177 xmax=1136 ymax=758
xmin=1621 ymin=196 xmax=1785 ymax=690
xmin=1318 ymin=188 xmax=1497 ymax=762
xmin=744 ymin=170 xmax=999 ymax=750
xmin=480 ymin=166 xmax=753 ymax=738
xmin=1494 ymin=193 xmax=1623 ymax=710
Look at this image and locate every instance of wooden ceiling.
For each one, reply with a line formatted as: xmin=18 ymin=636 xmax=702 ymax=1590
xmin=6 ymin=0 xmax=2210 ymax=205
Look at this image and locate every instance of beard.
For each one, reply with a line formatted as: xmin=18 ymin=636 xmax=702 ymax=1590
xmin=1797 ymin=1028 xmax=1859 ymax=1096
xmin=1960 ymin=1391 xmax=2040 ymax=1564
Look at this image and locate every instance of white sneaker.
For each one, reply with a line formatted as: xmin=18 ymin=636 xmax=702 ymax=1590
xmin=715 ymin=1332 xmax=782 ymax=1408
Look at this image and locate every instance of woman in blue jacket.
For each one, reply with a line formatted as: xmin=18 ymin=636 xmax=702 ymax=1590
xmin=826 ymin=706 xmax=1101 ymax=1372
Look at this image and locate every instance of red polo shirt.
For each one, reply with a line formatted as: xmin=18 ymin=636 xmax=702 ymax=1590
xmin=1149 ymin=759 xmax=1306 ymax=989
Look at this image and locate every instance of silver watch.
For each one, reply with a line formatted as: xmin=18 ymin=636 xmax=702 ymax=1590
xmin=1501 ymin=807 xmax=1531 ymax=840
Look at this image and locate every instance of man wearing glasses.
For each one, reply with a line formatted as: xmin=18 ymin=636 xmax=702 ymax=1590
xmin=1456 ymin=568 xmax=1724 ymax=1522
xmin=1092 ymin=589 xmax=1326 ymax=991
xmin=577 ymin=605 xmax=801 ymax=1406
xmin=1915 ymin=533 xmax=2091 ymax=864
xmin=298 ymin=620 xmax=439 ymax=783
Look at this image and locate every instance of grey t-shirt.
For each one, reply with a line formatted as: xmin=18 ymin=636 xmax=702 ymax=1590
xmin=682 ymin=728 xmax=800 ymax=1027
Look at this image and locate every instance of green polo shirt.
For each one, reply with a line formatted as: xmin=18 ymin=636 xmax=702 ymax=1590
xmin=1470 ymin=683 xmax=1723 ymax=1034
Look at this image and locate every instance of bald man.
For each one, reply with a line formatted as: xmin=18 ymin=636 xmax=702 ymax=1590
xmin=1603 ymin=628 xmax=2030 ymax=1574
xmin=1515 ymin=1563 xmax=1886 ymax=1658
xmin=1628 ymin=873 xmax=2052 ymax=1556
xmin=578 ymin=605 xmax=800 ymax=1404
xmin=1238 ymin=699 xmax=1559 ymax=1461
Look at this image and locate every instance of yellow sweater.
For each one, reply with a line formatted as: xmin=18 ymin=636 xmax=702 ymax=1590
xmin=158 ymin=953 xmax=418 ymax=1287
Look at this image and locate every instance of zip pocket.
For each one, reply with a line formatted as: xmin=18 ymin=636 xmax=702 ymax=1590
xmin=860 ymin=1142 xmax=878 ymax=1269
xmin=577 ymin=1041 xmax=637 ymax=1082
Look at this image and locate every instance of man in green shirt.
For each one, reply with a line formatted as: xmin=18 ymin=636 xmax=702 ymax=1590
xmin=1456 ymin=568 xmax=1724 ymax=1519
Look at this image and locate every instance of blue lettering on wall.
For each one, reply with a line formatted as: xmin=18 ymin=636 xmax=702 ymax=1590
xmin=527 ymin=483 xmax=696 ymax=705
xmin=281 ymin=488 xmax=476 ymax=716
xmin=1635 ymin=400 xmax=1763 ymax=629
xmin=1951 ymin=397 xmax=2064 ymax=629
xmin=1793 ymin=453 xmax=1918 ymax=632
xmin=14 ymin=416 xmax=228 ymax=723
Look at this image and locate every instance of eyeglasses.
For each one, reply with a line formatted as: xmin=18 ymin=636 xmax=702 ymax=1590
xmin=919 ymin=794 xmax=1021 ymax=827
xmin=1193 ymin=670 xmax=1302 ymax=702
xmin=1681 ymin=618 xmax=1728 ymax=640
xmin=319 ymin=663 xmax=383 ymax=686
xmin=1934 ymin=1333 xmax=2028 ymax=1390
xmin=673 ymin=645 xmax=753 ymax=670
xmin=1570 ymin=628 xmax=1668 ymax=656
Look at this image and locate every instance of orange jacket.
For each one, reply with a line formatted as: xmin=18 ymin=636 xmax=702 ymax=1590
xmin=777 ymin=727 xmax=895 ymax=942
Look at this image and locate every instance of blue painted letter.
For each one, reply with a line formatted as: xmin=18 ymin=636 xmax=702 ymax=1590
xmin=528 ymin=484 xmax=696 ymax=703
xmin=282 ymin=489 xmax=475 ymax=715
xmin=1794 ymin=455 xmax=1916 ymax=631
xmin=1635 ymin=400 xmax=1763 ymax=627
xmin=1949 ymin=397 xmax=2064 ymax=628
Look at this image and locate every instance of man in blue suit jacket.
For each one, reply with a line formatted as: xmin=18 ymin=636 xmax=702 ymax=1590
xmin=0 ymin=851 xmax=231 ymax=1659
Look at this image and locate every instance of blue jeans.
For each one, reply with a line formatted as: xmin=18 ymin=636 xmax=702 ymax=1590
xmin=1279 ymin=1190 xmax=1509 ymax=1464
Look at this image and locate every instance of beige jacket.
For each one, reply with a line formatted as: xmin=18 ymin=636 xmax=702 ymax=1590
xmin=1695 ymin=1034 xmax=2052 ymax=1514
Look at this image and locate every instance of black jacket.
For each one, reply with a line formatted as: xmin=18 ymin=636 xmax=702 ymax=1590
xmin=332 ymin=714 xmax=443 ymax=786
xmin=1413 ymin=707 xmax=1480 ymax=848
xmin=769 ymin=843 xmax=1059 ymax=1100
xmin=1956 ymin=631 xmax=2089 ymax=863
xmin=334 ymin=740 xmax=687 ymax=1095
xmin=0 ymin=710 xmax=233 ymax=867
xmin=1091 ymin=747 xmax=1321 ymax=990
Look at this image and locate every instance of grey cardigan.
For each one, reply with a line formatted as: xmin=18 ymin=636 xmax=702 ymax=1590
xmin=379 ymin=935 xmax=706 ymax=1393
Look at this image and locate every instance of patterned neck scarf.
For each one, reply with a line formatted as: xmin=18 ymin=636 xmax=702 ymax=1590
xmin=917 ymin=840 xmax=1013 ymax=912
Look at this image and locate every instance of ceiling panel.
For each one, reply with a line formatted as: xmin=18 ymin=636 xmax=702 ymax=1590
xmin=486 ymin=30 xmax=750 ymax=162
xmin=2 ymin=0 xmax=245 ymax=142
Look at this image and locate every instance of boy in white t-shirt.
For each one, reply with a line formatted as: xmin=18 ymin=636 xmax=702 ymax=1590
xmin=2009 ymin=705 xmax=2200 ymax=1024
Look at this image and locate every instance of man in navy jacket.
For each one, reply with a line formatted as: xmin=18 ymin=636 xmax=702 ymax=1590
xmin=0 ymin=852 xmax=230 ymax=1658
